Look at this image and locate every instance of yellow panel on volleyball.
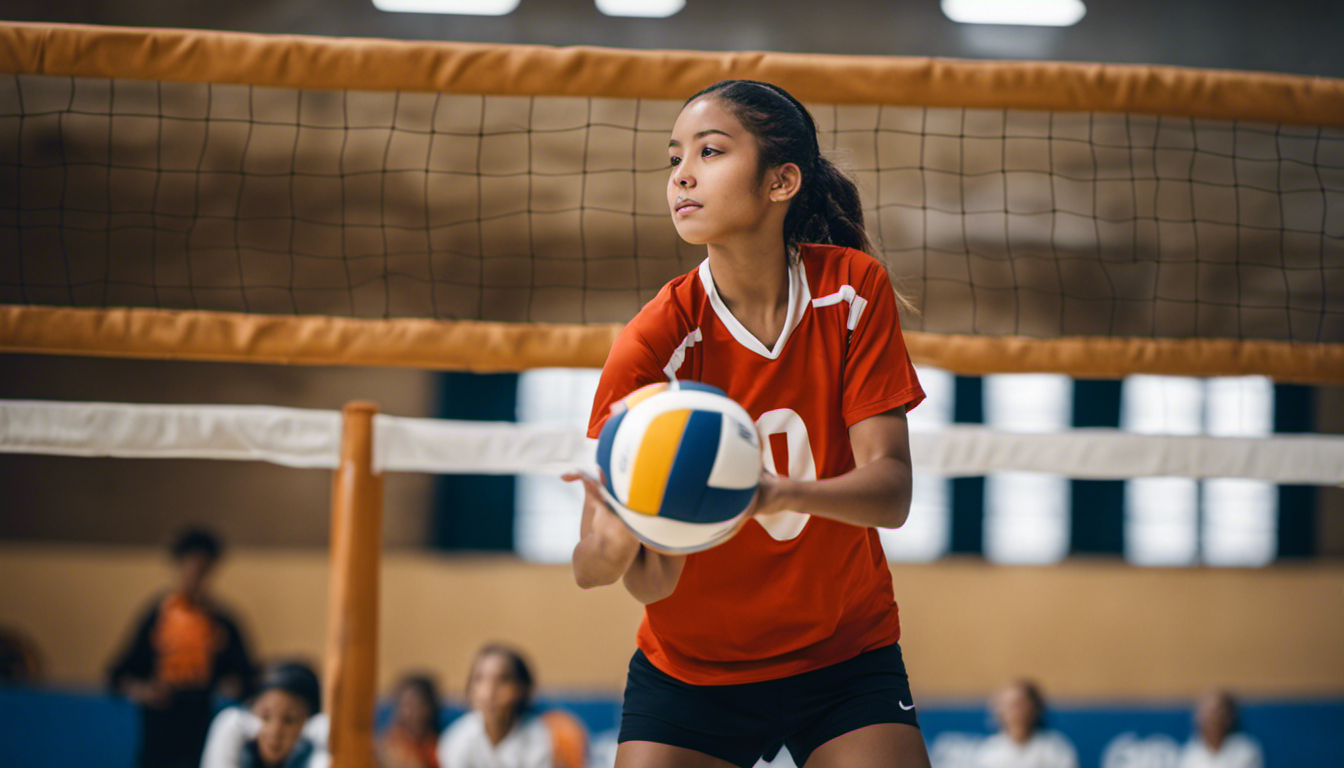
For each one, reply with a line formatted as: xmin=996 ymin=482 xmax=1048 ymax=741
xmin=625 ymin=408 xmax=692 ymax=516
xmin=621 ymin=382 xmax=669 ymax=410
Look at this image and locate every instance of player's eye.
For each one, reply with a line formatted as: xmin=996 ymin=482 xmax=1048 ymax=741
xmin=668 ymin=155 xmax=681 ymax=167
xmin=701 ymin=146 xmax=720 ymax=158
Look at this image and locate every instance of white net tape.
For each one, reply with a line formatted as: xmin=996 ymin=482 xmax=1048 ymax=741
xmin=1 ymin=400 xmax=1341 ymax=484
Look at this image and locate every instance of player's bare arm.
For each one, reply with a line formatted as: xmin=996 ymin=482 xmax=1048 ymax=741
xmin=752 ymin=405 xmax=913 ymax=529
xmin=620 ymin=545 xmax=687 ymax=605
xmin=566 ymin=471 xmax=686 ymax=601
xmin=568 ymin=470 xmax=640 ymax=588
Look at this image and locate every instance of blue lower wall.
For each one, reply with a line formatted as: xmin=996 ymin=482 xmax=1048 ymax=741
xmin=3 ymin=687 xmax=1340 ymax=768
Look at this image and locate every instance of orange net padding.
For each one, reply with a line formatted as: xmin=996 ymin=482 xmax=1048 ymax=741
xmin=3 ymin=306 xmax=1340 ymax=383
xmin=0 ymin=306 xmax=618 ymax=371
xmin=2 ymin=21 xmax=1343 ymax=126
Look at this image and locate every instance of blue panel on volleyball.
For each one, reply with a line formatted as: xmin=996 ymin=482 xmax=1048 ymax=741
xmin=657 ymin=409 xmax=723 ymax=523
xmin=595 ymin=407 xmax=626 ymax=497
xmin=675 ymin=380 xmax=725 ymax=396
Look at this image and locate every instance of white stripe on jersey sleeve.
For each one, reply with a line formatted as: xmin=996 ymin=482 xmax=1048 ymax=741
xmin=663 ymin=327 xmax=703 ymax=379
xmin=810 ymin=285 xmax=869 ymax=330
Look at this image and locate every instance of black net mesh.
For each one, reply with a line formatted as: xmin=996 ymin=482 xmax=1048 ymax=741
xmin=3 ymin=74 xmax=1342 ymax=340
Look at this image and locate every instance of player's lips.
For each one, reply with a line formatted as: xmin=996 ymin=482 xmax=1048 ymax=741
xmin=674 ymin=197 xmax=702 ymax=215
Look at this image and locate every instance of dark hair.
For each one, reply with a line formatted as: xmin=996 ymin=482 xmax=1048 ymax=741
xmin=687 ymin=79 xmax=872 ymax=256
xmin=395 ymin=673 xmax=443 ymax=733
xmin=470 ymin=644 xmax=534 ymax=718
xmin=170 ymin=527 xmax=222 ymax=561
xmin=257 ymin=661 xmax=322 ymax=717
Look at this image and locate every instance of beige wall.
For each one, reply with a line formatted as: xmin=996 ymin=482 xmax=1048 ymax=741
xmin=3 ymin=543 xmax=1341 ymax=701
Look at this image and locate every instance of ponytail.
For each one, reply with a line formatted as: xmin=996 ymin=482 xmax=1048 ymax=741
xmin=786 ymin=154 xmax=872 ymax=254
xmin=687 ymin=80 xmax=872 ymax=255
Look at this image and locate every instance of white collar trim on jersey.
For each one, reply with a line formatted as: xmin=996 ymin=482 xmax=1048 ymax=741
xmin=697 ymin=257 xmax=812 ymax=360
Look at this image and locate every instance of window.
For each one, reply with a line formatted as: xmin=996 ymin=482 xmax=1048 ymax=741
xmin=983 ymin=374 xmax=1073 ymax=564
xmin=879 ymin=365 xmax=953 ymax=562
xmin=1121 ymin=376 xmax=1276 ymax=566
xmin=514 ymin=368 xmax=601 ymax=563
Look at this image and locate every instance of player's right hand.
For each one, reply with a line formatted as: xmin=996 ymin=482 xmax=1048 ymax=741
xmin=564 ymin=470 xmax=641 ymax=586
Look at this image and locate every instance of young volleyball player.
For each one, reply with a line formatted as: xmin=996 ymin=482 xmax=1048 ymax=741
xmin=566 ymin=80 xmax=930 ymax=768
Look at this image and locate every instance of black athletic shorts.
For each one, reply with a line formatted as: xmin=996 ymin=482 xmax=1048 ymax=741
xmin=617 ymin=642 xmax=920 ymax=767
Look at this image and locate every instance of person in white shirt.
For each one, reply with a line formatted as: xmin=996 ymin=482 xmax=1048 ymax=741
xmin=1177 ymin=689 xmax=1264 ymax=768
xmin=437 ymin=645 xmax=555 ymax=768
xmin=974 ymin=679 xmax=1078 ymax=768
xmin=200 ymin=661 xmax=329 ymax=768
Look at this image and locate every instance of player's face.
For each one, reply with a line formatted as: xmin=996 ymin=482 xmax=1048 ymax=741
xmin=667 ymin=97 xmax=774 ymax=245
xmin=468 ymin=652 xmax=525 ymax=724
xmin=252 ymin=689 xmax=309 ymax=766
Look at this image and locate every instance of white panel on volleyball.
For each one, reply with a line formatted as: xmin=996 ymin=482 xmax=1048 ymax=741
xmin=1120 ymin=375 xmax=1276 ymax=566
xmin=878 ymin=365 xmax=952 ymax=562
xmin=514 ymin=368 xmax=602 ymax=563
xmin=983 ymin=374 xmax=1072 ymax=565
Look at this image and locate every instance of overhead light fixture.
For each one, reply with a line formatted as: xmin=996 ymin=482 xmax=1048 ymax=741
xmin=941 ymin=0 xmax=1085 ymax=26
xmin=371 ymin=0 xmax=520 ymax=15
xmin=595 ymin=0 xmax=686 ymax=18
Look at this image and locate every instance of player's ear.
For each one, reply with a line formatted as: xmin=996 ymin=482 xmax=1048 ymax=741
xmin=767 ymin=163 xmax=802 ymax=203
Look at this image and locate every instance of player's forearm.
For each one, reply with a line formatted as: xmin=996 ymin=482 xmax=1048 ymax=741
xmin=571 ymin=531 xmax=638 ymax=589
xmin=621 ymin=548 xmax=686 ymax=604
xmin=766 ymin=456 xmax=913 ymax=529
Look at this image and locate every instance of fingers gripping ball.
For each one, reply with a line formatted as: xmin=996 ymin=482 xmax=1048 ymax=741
xmin=595 ymin=381 xmax=762 ymax=554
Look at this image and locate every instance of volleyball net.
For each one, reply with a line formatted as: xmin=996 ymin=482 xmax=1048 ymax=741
xmin=2 ymin=22 xmax=1342 ymax=381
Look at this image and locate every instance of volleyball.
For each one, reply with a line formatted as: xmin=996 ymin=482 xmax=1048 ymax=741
xmin=595 ymin=381 xmax=762 ymax=554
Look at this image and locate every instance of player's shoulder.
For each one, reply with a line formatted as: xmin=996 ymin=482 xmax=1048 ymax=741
xmin=799 ymin=243 xmax=887 ymax=293
xmin=620 ymin=266 xmax=704 ymax=345
xmin=650 ymin=265 xmax=705 ymax=315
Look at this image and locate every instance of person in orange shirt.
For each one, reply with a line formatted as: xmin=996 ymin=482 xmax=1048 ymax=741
xmin=567 ymin=80 xmax=928 ymax=768
xmin=109 ymin=528 xmax=256 ymax=768
xmin=378 ymin=675 xmax=443 ymax=768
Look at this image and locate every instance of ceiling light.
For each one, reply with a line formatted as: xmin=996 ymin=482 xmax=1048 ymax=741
xmin=941 ymin=0 xmax=1086 ymax=27
xmin=595 ymin=0 xmax=686 ymax=18
xmin=371 ymin=0 xmax=520 ymax=15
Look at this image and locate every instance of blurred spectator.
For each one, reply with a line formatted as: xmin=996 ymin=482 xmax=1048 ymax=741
xmin=975 ymin=679 xmax=1078 ymax=768
xmin=437 ymin=644 xmax=586 ymax=768
xmin=0 ymin=625 xmax=43 ymax=684
xmin=201 ymin=660 xmax=328 ymax=768
xmin=108 ymin=527 xmax=257 ymax=768
xmin=378 ymin=674 xmax=442 ymax=768
xmin=1177 ymin=689 xmax=1264 ymax=768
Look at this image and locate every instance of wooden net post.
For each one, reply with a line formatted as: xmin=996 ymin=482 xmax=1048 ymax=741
xmin=324 ymin=401 xmax=383 ymax=768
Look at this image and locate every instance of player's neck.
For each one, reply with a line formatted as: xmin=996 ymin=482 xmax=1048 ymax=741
xmin=705 ymin=234 xmax=789 ymax=310
xmin=706 ymin=237 xmax=790 ymax=348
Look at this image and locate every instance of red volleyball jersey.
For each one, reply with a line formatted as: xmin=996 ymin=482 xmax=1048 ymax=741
xmin=587 ymin=244 xmax=925 ymax=686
